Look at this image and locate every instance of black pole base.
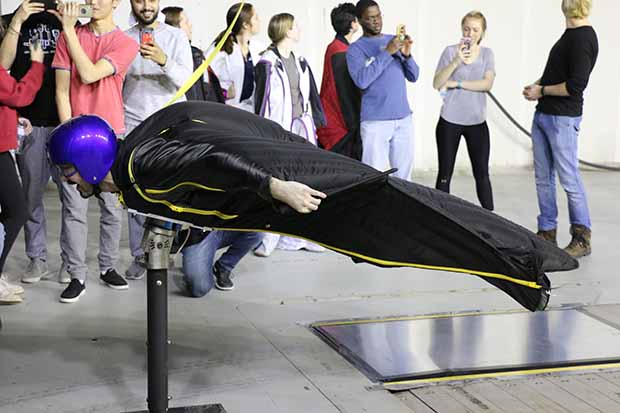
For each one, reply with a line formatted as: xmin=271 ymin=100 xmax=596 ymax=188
xmin=126 ymin=403 xmax=227 ymax=412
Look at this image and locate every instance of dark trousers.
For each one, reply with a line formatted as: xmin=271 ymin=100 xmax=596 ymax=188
xmin=435 ymin=117 xmax=494 ymax=210
xmin=0 ymin=152 xmax=27 ymax=273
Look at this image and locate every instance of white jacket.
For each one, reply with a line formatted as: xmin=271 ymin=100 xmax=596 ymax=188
xmin=254 ymin=48 xmax=325 ymax=144
xmin=207 ymin=41 xmax=262 ymax=112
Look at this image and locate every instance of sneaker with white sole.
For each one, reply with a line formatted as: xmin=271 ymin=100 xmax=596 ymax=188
xmin=21 ymin=258 xmax=51 ymax=284
xmin=58 ymin=264 xmax=71 ymax=284
xmin=100 ymin=269 xmax=129 ymax=290
xmin=213 ymin=263 xmax=234 ymax=291
xmin=0 ymin=276 xmax=25 ymax=295
xmin=0 ymin=287 xmax=22 ymax=304
xmin=60 ymin=279 xmax=85 ymax=303
xmin=125 ymin=255 xmax=146 ymax=280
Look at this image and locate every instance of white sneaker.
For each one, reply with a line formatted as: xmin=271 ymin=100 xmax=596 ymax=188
xmin=253 ymin=243 xmax=271 ymax=257
xmin=0 ymin=275 xmax=25 ymax=295
xmin=21 ymin=258 xmax=51 ymax=284
xmin=58 ymin=264 xmax=71 ymax=284
xmin=0 ymin=284 xmax=23 ymax=304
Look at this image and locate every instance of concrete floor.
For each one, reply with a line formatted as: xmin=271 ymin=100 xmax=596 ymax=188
xmin=0 ymin=170 xmax=618 ymax=412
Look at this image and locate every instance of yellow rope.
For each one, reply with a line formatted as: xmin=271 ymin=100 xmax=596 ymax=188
xmin=164 ymin=1 xmax=245 ymax=107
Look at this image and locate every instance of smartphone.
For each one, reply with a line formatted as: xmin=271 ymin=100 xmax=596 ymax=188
xmin=140 ymin=27 xmax=154 ymax=46
xmin=396 ymin=24 xmax=406 ymax=41
xmin=462 ymin=36 xmax=472 ymax=50
xmin=40 ymin=0 xmax=58 ymax=10
xmin=78 ymin=4 xmax=93 ymax=18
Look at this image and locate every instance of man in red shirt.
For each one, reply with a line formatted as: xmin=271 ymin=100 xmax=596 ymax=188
xmin=317 ymin=3 xmax=362 ymax=160
xmin=51 ymin=0 xmax=139 ymax=303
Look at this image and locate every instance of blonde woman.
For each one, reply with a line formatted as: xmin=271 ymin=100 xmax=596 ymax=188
xmin=208 ymin=2 xmax=263 ymax=111
xmin=522 ymin=0 xmax=597 ymax=258
xmin=433 ymin=11 xmax=495 ymax=211
xmin=253 ymin=12 xmax=326 ymax=257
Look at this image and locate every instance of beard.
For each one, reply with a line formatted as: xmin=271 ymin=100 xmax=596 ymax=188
xmin=133 ymin=7 xmax=159 ymax=25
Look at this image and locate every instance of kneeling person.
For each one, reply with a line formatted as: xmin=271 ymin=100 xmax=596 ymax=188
xmin=179 ymin=228 xmax=262 ymax=295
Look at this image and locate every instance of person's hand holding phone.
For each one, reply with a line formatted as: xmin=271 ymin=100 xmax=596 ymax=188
xmin=455 ymin=37 xmax=472 ymax=64
xmin=14 ymin=0 xmax=46 ymax=26
xmin=140 ymin=40 xmax=168 ymax=66
xmin=386 ymin=35 xmax=403 ymax=55
xmin=50 ymin=1 xmax=80 ymax=29
xmin=29 ymin=38 xmax=44 ymax=63
xmin=395 ymin=24 xmax=413 ymax=57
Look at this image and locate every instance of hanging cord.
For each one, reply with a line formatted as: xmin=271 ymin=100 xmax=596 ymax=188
xmin=487 ymin=91 xmax=620 ymax=172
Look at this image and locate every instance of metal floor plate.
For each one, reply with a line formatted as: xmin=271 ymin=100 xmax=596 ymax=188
xmin=311 ymin=309 xmax=620 ymax=383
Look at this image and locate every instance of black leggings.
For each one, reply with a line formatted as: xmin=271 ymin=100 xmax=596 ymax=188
xmin=0 ymin=152 xmax=27 ymax=274
xmin=435 ymin=117 xmax=494 ymax=210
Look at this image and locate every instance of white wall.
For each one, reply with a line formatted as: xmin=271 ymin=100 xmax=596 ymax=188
xmin=3 ymin=0 xmax=619 ymax=171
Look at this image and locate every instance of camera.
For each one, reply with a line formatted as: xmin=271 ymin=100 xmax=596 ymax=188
xmin=78 ymin=4 xmax=93 ymax=18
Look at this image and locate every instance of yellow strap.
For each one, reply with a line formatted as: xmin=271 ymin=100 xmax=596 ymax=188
xmin=127 ymin=149 xmax=238 ymax=220
xmin=164 ymin=1 xmax=245 ymax=107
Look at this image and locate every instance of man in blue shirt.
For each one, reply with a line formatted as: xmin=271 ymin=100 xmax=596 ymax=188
xmin=346 ymin=0 xmax=419 ymax=180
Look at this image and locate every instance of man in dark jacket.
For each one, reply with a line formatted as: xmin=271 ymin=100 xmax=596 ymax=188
xmin=318 ymin=3 xmax=362 ymax=159
xmin=48 ymin=101 xmax=579 ymax=312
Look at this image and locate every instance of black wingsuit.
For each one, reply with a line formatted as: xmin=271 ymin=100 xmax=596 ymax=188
xmin=112 ymin=101 xmax=578 ymax=312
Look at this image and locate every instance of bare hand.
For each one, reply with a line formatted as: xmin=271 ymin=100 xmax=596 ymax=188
xmin=269 ymin=178 xmax=327 ymax=214
xmin=386 ymin=35 xmax=404 ymax=55
xmin=444 ymin=80 xmax=458 ymax=89
xmin=49 ymin=1 xmax=80 ymax=29
xmin=400 ymin=35 xmax=414 ymax=57
xmin=454 ymin=42 xmax=472 ymax=65
xmin=522 ymin=84 xmax=542 ymax=101
xmin=226 ymin=83 xmax=236 ymax=100
xmin=140 ymin=42 xmax=168 ymax=66
xmin=14 ymin=0 xmax=45 ymax=25
xmin=18 ymin=117 xmax=33 ymax=135
xmin=29 ymin=39 xmax=44 ymax=62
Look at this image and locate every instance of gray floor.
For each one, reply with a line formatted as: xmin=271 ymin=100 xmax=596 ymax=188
xmin=0 ymin=170 xmax=618 ymax=412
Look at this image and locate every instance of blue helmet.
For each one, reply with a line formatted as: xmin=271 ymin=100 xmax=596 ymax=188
xmin=48 ymin=115 xmax=118 ymax=184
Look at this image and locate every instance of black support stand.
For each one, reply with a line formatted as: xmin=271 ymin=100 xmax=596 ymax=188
xmin=125 ymin=218 xmax=226 ymax=413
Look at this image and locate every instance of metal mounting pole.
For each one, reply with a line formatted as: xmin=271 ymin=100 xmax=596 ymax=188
xmin=125 ymin=217 xmax=226 ymax=413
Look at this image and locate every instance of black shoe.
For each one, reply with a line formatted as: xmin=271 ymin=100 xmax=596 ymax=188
xmin=100 ymin=269 xmax=129 ymax=290
xmin=213 ymin=264 xmax=234 ymax=291
xmin=60 ymin=279 xmax=86 ymax=303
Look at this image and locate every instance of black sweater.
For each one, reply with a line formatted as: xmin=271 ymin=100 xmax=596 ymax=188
xmin=537 ymin=26 xmax=598 ymax=117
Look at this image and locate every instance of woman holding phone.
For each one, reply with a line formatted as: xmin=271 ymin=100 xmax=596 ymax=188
xmin=432 ymin=11 xmax=496 ymax=211
xmin=0 ymin=13 xmax=45 ymax=304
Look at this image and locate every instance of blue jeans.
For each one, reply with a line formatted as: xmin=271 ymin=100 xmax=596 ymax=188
xmin=360 ymin=115 xmax=414 ymax=181
xmin=182 ymin=230 xmax=262 ymax=297
xmin=531 ymin=111 xmax=591 ymax=231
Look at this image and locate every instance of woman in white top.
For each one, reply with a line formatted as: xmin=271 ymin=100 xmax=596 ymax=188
xmin=253 ymin=13 xmax=326 ymax=257
xmin=209 ymin=2 xmax=262 ymax=112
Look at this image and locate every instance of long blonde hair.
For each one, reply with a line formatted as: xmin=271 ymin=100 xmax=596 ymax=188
xmin=562 ymin=0 xmax=592 ymax=19
xmin=267 ymin=13 xmax=294 ymax=46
